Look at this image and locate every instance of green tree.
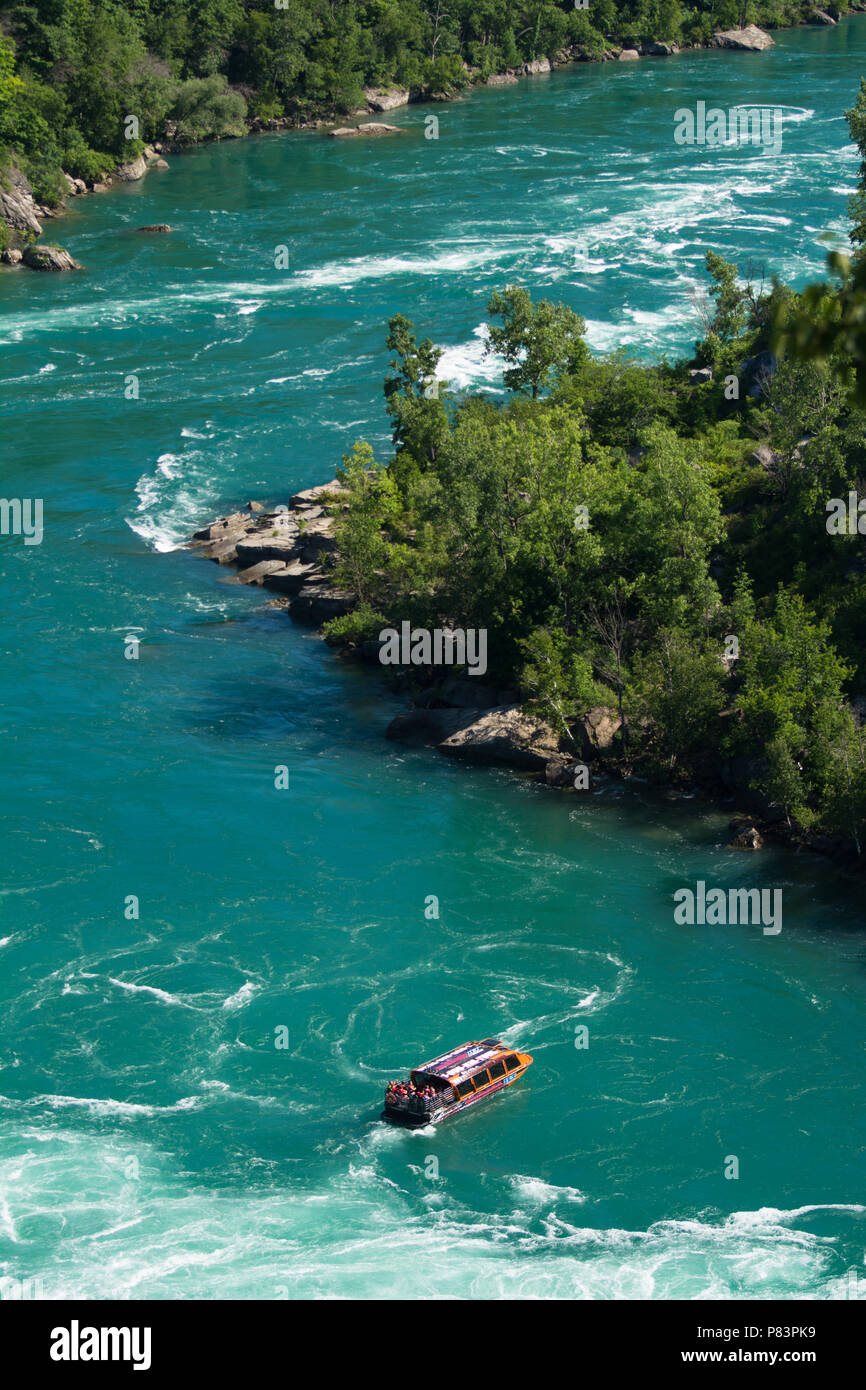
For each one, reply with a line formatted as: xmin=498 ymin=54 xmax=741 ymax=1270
xmin=486 ymin=285 xmax=588 ymax=398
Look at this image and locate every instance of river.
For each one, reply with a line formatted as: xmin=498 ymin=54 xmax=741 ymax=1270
xmin=0 ymin=21 xmax=864 ymax=1299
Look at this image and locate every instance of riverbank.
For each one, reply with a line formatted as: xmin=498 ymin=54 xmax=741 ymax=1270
xmin=1 ymin=14 xmax=860 ymax=269
xmin=187 ymin=484 xmax=862 ymax=870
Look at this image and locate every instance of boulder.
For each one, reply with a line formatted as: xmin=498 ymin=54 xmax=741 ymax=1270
xmin=363 ymin=87 xmax=410 ymax=111
xmin=689 ymin=366 xmax=713 ymax=385
xmin=711 ymin=26 xmax=774 ymax=51
xmin=728 ymin=817 xmax=764 ymax=850
xmin=523 ymin=58 xmax=551 ymax=74
xmin=22 ymin=243 xmax=81 ymax=271
xmin=486 ymin=72 xmax=519 ymax=86
xmin=437 ymin=705 xmax=562 ymax=770
xmin=90 ymin=181 xmax=111 ymax=193
xmin=136 ymin=224 xmax=172 ymax=233
xmin=0 ymin=168 xmax=43 ymax=235
xmin=642 ymin=42 xmax=678 ymax=56
xmin=152 ymin=158 xmax=170 ymax=170
xmin=619 ymin=50 xmax=641 ymax=61
xmin=545 ymin=758 xmax=579 ymax=788
xmin=115 ymin=155 xmax=148 ymax=181
xmin=574 ymin=706 xmax=622 ymax=759
xmin=1 ymin=246 xmax=22 ymax=264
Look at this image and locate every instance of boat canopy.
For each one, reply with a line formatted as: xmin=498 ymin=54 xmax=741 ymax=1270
xmin=411 ymin=1039 xmax=516 ymax=1088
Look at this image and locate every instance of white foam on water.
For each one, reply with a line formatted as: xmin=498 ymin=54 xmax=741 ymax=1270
xmin=222 ymin=981 xmax=258 ymax=1011
xmin=435 ymin=324 xmax=506 ymax=390
xmin=107 ymin=978 xmax=192 ymax=1008
xmin=127 ymin=438 xmax=230 ymax=553
xmin=295 ymin=244 xmax=505 ymax=289
xmin=1 ymin=1123 xmax=861 ymax=1299
xmin=510 ymin=1175 xmax=587 ymax=1206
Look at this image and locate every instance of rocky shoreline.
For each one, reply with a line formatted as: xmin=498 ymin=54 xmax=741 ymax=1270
xmin=188 ymin=486 xmax=860 ymax=868
xmin=0 ymin=19 xmax=855 ymax=271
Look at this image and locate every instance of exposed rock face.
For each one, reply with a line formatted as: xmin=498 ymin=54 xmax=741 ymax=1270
xmin=728 ymin=819 xmax=764 ymax=850
xmin=0 ymin=169 xmax=43 ymax=235
xmin=290 ymin=480 xmax=349 ymax=508
xmin=329 ymin=123 xmax=403 ymax=138
xmin=749 ymin=442 xmax=779 ymax=470
xmin=689 ymin=366 xmax=713 ymax=385
xmin=115 ymin=155 xmax=148 ymax=181
xmin=190 ymin=483 xmax=353 ymax=624
xmin=711 ymin=26 xmax=774 ymax=51
xmin=22 ymin=243 xmax=81 ymax=271
xmin=437 ymin=705 xmax=562 ymax=770
xmin=619 ymin=49 xmax=641 ymax=60
xmin=810 ymin=9 xmax=837 ymax=22
xmin=363 ymin=87 xmax=410 ymax=111
xmin=642 ymin=41 xmax=678 ymax=55
xmin=1 ymin=247 xmax=23 ymax=265
xmin=523 ymin=58 xmax=551 ymax=74
xmin=574 ymin=706 xmax=622 ymax=759
xmin=486 ymin=72 xmax=519 ymax=85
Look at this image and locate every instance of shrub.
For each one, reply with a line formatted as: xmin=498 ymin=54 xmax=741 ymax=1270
xmin=167 ymin=77 xmax=247 ymax=143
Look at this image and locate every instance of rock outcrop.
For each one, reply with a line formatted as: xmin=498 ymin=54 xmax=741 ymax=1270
xmin=329 ymin=122 xmax=403 ymax=138
xmin=115 ymin=155 xmax=148 ymax=181
xmin=22 ymin=243 xmax=81 ymax=271
xmin=363 ymin=87 xmax=410 ymax=111
xmin=574 ymin=706 xmax=622 ymax=759
xmin=711 ymin=26 xmax=774 ymax=51
xmin=486 ymin=72 xmax=519 ymax=86
xmin=0 ymin=168 xmax=43 ymax=235
xmin=728 ymin=818 xmax=764 ymax=850
xmin=189 ymin=484 xmax=353 ymax=624
xmin=619 ymin=49 xmax=641 ymax=60
xmin=1 ymin=247 xmax=23 ymax=265
xmin=437 ymin=706 xmax=563 ymax=770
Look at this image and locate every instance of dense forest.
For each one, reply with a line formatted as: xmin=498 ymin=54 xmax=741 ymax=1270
xmin=0 ymin=0 xmax=856 ymax=216
xmin=320 ymin=81 xmax=866 ymax=856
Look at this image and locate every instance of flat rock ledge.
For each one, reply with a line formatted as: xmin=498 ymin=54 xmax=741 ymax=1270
xmin=329 ymin=122 xmax=403 ymax=138
xmin=189 ymin=482 xmax=354 ymax=626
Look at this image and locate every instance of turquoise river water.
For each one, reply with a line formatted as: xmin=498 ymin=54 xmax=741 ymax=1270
xmin=0 ymin=22 xmax=864 ymax=1299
